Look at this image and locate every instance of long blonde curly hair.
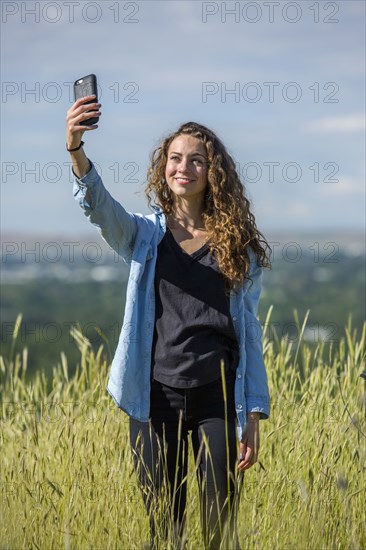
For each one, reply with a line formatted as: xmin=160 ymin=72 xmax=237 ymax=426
xmin=145 ymin=122 xmax=272 ymax=295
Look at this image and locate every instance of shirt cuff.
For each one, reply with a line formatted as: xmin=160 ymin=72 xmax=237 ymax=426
xmin=246 ymin=403 xmax=270 ymax=420
xmin=72 ymin=159 xmax=101 ymax=210
xmin=72 ymin=158 xmax=93 ymax=182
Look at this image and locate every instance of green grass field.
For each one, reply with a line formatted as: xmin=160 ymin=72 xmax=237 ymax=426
xmin=1 ymin=309 xmax=365 ymax=549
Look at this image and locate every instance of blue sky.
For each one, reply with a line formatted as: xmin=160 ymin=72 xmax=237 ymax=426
xmin=1 ymin=0 xmax=365 ymax=237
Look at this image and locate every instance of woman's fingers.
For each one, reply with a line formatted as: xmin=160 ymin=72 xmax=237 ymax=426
xmin=66 ymin=96 xmax=101 ymax=146
xmin=237 ymin=438 xmax=260 ymax=471
xmin=72 ymin=94 xmax=98 ymax=110
xmin=70 ymin=101 xmax=101 ymax=117
xmin=75 ymin=110 xmax=101 ymax=122
xmin=66 ymin=96 xmax=91 ymax=117
xmin=237 ymin=452 xmax=257 ymax=471
xmin=67 ymin=103 xmax=101 ymax=123
xmin=66 ymin=95 xmax=101 ymax=123
xmin=70 ymin=124 xmax=99 ymax=132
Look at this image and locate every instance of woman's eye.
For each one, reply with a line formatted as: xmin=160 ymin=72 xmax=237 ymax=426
xmin=192 ymin=159 xmax=204 ymax=167
xmin=169 ymin=156 xmax=204 ymax=165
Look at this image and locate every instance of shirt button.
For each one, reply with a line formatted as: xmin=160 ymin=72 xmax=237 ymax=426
xmin=236 ymin=404 xmax=242 ymax=410
xmin=233 ymin=316 xmax=237 ymax=321
xmin=237 ymin=373 xmax=242 ymax=379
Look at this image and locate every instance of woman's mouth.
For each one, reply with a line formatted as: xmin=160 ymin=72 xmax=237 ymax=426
xmin=175 ymin=177 xmax=191 ymax=185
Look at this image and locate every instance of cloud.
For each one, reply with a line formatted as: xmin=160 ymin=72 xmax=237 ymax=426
xmin=317 ymin=176 xmax=365 ymax=197
xmin=302 ymin=115 xmax=365 ymax=134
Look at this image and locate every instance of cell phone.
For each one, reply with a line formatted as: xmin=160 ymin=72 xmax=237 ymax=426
xmin=73 ymin=74 xmax=99 ymax=126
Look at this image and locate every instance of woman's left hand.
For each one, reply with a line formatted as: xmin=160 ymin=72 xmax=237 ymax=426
xmin=237 ymin=413 xmax=260 ymax=472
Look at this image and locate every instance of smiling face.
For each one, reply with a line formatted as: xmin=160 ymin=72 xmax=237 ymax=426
xmin=165 ymin=134 xmax=209 ymax=204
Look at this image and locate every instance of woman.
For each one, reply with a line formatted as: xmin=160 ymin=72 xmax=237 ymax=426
xmin=66 ymin=95 xmax=272 ymax=550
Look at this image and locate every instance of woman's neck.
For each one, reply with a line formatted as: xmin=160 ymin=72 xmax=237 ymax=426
xmin=168 ymin=201 xmax=205 ymax=231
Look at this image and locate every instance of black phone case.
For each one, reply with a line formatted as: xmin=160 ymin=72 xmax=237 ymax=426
xmin=74 ymin=74 xmax=99 ymax=126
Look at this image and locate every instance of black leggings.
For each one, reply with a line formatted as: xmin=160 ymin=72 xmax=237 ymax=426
xmin=129 ymin=373 xmax=244 ymax=549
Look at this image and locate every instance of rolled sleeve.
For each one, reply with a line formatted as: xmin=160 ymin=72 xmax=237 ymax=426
xmin=72 ymin=161 xmax=94 ymax=210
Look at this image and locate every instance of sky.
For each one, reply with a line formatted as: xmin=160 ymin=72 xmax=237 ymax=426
xmin=1 ymin=0 xmax=365 ymax=238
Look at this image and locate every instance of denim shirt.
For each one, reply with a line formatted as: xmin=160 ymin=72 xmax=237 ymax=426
xmin=72 ymin=160 xmax=270 ymax=442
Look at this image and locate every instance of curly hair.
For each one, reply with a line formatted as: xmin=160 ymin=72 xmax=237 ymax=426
xmin=144 ymin=121 xmax=272 ymax=295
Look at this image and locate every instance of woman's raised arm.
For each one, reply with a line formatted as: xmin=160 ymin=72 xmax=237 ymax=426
xmin=66 ymin=94 xmax=101 ymax=183
xmin=66 ymin=94 xmax=138 ymax=262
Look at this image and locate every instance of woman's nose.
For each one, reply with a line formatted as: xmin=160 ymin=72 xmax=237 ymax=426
xmin=177 ymin=159 xmax=189 ymax=172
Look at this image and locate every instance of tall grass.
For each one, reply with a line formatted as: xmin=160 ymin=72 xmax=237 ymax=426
xmin=1 ymin=309 xmax=365 ymax=549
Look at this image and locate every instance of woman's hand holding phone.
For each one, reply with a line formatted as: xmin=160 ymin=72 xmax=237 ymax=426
xmin=66 ymin=95 xmax=101 ymax=180
xmin=65 ymin=94 xmax=101 ymax=151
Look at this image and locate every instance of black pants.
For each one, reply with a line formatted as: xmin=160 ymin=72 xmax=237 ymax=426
xmin=129 ymin=372 xmax=244 ymax=550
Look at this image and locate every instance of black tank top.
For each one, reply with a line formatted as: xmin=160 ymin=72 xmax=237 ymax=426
xmin=151 ymin=227 xmax=239 ymax=388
